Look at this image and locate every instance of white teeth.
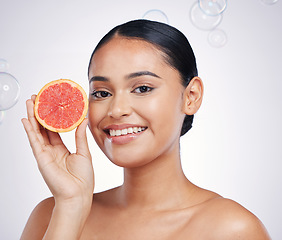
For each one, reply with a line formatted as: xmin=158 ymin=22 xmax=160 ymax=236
xmin=109 ymin=127 xmax=146 ymax=137
xmin=128 ymin=127 xmax=133 ymax=134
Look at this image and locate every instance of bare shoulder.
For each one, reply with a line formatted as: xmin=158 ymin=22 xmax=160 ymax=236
xmin=20 ymin=197 xmax=55 ymax=240
xmin=194 ymin=197 xmax=271 ymax=239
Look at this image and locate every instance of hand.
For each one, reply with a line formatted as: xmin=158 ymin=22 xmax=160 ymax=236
xmin=22 ymin=95 xmax=94 ymax=205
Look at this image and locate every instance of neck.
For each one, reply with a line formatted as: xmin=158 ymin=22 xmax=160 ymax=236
xmin=118 ymin=146 xmax=195 ymax=211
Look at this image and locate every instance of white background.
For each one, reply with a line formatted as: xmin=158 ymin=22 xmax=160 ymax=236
xmin=0 ymin=0 xmax=281 ymax=239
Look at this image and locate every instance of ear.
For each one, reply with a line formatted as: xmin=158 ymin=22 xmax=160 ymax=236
xmin=182 ymin=77 xmax=204 ymax=115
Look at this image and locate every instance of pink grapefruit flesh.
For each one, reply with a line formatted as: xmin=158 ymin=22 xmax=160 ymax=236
xmin=34 ymin=79 xmax=88 ymax=132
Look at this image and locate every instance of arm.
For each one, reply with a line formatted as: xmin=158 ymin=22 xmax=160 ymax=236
xmin=21 ymin=96 xmax=94 ymax=239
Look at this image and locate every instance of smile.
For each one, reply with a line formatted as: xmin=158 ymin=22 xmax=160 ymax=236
xmin=109 ymin=127 xmax=146 ymax=137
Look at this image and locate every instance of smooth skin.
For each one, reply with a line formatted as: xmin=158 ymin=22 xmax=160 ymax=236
xmin=21 ymin=37 xmax=271 ymax=239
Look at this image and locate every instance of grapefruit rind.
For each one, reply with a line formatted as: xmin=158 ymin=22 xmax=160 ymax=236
xmin=34 ymin=79 xmax=88 ymax=133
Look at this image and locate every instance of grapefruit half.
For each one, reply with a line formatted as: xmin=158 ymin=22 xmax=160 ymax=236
xmin=34 ymin=79 xmax=88 ymax=132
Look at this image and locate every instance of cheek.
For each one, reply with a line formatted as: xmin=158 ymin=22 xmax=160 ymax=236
xmin=134 ymin=92 xmax=184 ymax=134
xmin=88 ymin=102 xmax=105 ymax=142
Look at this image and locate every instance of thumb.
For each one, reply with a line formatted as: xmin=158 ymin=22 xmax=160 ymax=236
xmin=75 ymin=118 xmax=91 ymax=159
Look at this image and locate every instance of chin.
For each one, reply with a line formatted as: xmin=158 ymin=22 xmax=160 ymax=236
xmin=107 ymin=152 xmax=153 ymax=168
xmin=101 ymin=146 xmax=153 ymax=168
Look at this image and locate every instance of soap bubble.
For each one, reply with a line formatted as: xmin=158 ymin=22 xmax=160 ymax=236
xmin=0 ymin=59 xmax=9 ymax=72
xmin=208 ymin=29 xmax=227 ymax=47
xmin=190 ymin=2 xmax=222 ymax=30
xmin=142 ymin=9 xmax=169 ymax=24
xmin=199 ymin=0 xmax=227 ymax=16
xmin=0 ymin=72 xmax=20 ymax=110
xmin=0 ymin=111 xmax=5 ymax=124
xmin=261 ymin=0 xmax=278 ymax=4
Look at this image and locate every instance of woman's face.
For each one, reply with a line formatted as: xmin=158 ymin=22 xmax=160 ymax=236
xmin=88 ymin=37 xmax=186 ymax=168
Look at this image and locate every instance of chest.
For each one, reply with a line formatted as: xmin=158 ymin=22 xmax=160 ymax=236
xmin=80 ymin=208 xmax=197 ymax=240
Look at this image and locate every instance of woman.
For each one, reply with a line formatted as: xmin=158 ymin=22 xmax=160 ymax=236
xmin=21 ymin=20 xmax=270 ymax=239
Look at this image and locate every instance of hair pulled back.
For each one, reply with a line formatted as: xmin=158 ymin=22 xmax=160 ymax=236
xmin=88 ymin=19 xmax=198 ymax=136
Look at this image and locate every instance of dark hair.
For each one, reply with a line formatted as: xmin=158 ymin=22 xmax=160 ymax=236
xmin=88 ymin=19 xmax=198 ymax=136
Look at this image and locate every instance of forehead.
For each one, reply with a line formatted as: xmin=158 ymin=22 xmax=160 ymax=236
xmin=95 ymin=36 xmax=162 ymax=57
xmin=89 ymin=37 xmax=170 ymax=75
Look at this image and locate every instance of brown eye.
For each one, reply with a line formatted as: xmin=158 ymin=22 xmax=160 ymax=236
xmin=133 ymin=86 xmax=154 ymax=94
xmin=91 ymin=91 xmax=111 ymax=99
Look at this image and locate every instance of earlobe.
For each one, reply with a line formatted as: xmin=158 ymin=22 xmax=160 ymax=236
xmin=182 ymin=77 xmax=204 ymax=115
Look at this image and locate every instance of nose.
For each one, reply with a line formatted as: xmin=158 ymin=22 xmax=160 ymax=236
xmin=107 ymin=93 xmax=132 ymax=119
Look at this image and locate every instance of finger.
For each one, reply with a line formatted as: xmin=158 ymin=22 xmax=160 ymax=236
xmin=26 ymin=98 xmax=40 ymax=130
xmin=75 ymin=119 xmax=91 ymax=159
xmin=31 ymin=94 xmax=37 ymax=103
xmin=26 ymin=97 xmax=49 ymax=145
xmin=21 ymin=118 xmax=44 ymax=158
xmin=46 ymin=130 xmax=66 ymax=147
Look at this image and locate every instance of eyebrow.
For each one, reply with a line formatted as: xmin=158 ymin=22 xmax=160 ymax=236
xmin=89 ymin=76 xmax=108 ymax=83
xmin=126 ymin=71 xmax=161 ymax=79
xmin=89 ymin=71 xmax=161 ymax=83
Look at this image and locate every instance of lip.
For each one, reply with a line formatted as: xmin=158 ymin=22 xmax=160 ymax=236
xmin=103 ymin=124 xmax=147 ymax=145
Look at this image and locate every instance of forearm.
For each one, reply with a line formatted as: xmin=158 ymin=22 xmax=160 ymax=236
xmin=43 ymin=200 xmax=92 ymax=240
